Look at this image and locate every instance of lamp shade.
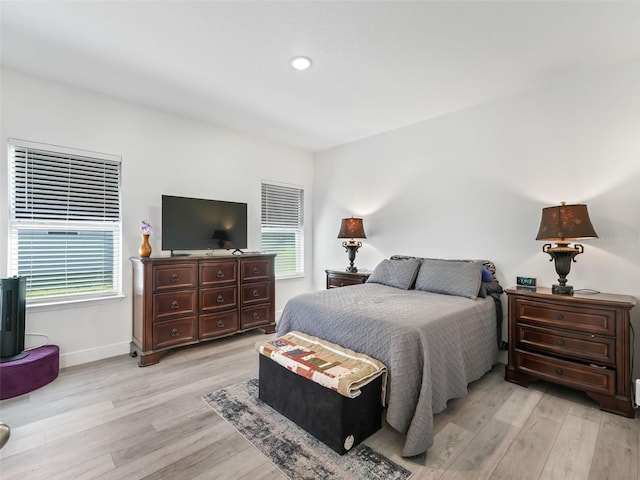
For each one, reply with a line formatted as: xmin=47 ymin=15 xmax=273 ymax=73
xmin=535 ymin=203 xmax=598 ymax=241
xmin=337 ymin=217 xmax=366 ymax=239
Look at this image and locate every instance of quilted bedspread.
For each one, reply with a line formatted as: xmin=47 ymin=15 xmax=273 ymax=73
xmin=276 ymin=283 xmax=499 ymax=457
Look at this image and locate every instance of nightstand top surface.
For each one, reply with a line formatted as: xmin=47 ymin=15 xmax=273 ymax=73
xmin=506 ymin=286 xmax=636 ymax=308
xmin=325 ymin=269 xmax=372 ymax=275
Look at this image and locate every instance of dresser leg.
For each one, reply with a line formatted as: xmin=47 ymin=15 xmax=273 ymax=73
xmin=262 ymin=323 xmax=276 ymax=334
xmin=504 ymin=364 xmax=532 ymax=387
xmin=137 ymin=351 xmax=163 ymax=367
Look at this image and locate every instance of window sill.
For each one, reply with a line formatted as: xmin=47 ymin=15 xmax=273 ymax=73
xmin=275 ymin=273 xmax=305 ymax=281
xmin=26 ymin=293 xmax=126 ymax=312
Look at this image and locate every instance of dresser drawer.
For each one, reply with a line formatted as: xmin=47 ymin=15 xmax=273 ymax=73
xmin=515 ymin=349 xmax=615 ymax=396
xmin=516 ymin=299 xmax=615 ymax=336
xmin=200 ymin=261 xmax=237 ymax=287
xmin=517 ymin=324 xmax=615 ymax=366
xmin=153 ymin=290 xmax=197 ymax=321
xmin=199 ymin=311 xmax=239 ymax=339
xmin=241 ymin=259 xmax=272 ymax=282
xmin=200 ymin=286 xmax=237 ymax=314
xmin=241 ymin=305 xmax=273 ymax=329
xmin=241 ymin=281 xmax=272 ymax=306
xmin=153 ymin=264 xmax=197 ymax=292
xmin=152 ymin=317 xmax=197 ymax=349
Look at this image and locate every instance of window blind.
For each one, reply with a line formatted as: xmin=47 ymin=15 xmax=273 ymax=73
xmin=261 ymin=182 xmax=304 ymax=277
xmin=8 ymin=140 xmax=122 ymax=303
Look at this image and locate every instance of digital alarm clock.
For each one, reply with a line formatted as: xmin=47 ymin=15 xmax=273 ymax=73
xmin=516 ymin=276 xmax=536 ymax=288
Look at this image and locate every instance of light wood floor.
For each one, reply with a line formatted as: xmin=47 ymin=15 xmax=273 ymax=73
xmin=1 ymin=331 xmax=638 ymax=480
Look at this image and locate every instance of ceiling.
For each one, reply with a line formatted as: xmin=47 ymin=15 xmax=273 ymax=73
xmin=2 ymin=1 xmax=640 ymax=152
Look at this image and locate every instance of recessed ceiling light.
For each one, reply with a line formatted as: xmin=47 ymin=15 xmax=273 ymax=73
xmin=290 ymin=56 xmax=312 ymax=71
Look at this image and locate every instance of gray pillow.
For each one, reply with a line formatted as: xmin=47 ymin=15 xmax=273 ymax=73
xmin=366 ymin=258 xmax=421 ymax=290
xmin=415 ymin=259 xmax=483 ymax=299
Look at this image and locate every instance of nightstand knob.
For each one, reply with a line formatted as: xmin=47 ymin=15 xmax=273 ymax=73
xmin=557 ymin=339 xmax=564 ymax=346
xmin=555 ymin=314 xmax=564 ymax=320
xmin=217 ymin=320 xmax=225 ymax=329
xmin=217 ymin=295 xmax=224 ymax=303
xmin=216 ymin=270 xmax=224 ymax=278
xmin=170 ymin=300 xmax=179 ymax=309
xmin=170 ymin=273 xmax=179 ymax=282
xmin=252 ymin=267 xmax=260 ymax=275
xmin=170 ymin=328 xmax=179 ymax=337
xmin=556 ymin=368 xmax=564 ymax=375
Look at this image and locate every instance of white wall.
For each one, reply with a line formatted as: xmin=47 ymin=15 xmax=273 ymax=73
xmin=0 ymin=68 xmax=314 ymax=367
xmin=314 ymin=60 xmax=640 ymax=373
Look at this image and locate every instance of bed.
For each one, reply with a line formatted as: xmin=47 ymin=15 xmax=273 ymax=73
xmin=276 ymin=256 xmax=503 ymax=457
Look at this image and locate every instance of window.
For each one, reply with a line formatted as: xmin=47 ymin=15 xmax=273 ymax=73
xmin=8 ymin=139 xmax=122 ymax=304
xmin=261 ymin=182 xmax=304 ymax=278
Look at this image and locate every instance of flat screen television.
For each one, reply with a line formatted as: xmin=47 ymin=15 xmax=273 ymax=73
xmin=161 ymin=195 xmax=248 ymax=253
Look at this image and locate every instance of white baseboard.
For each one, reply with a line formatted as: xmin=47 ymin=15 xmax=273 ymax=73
xmin=59 ymin=342 xmax=130 ymax=368
xmin=635 ymin=379 xmax=640 ymax=407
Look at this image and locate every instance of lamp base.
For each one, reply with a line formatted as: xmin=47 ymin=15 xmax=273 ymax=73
xmin=346 ymin=266 xmax=358 ymax=273
xmin=552 ymin=284 xmax=574 ymax=295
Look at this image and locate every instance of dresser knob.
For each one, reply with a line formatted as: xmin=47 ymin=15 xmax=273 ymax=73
xmin=557 ymin=339 xmax=564 ymax=346
xmin=170 ymin=273 xmax=179 ymax=282
xmin=555 ymin=314 xmax=564 ymax=320
xmin=252 ymin=289 xmax=259 ymax=297
xmin=216 ymin=270 xmax=224 ymax=278
xmin=252 ymin=267 xmax=259 ymax=275
xmin=253 ymin=312 xmax=260 ymax=320
xmin=170 ymin=300 xmax=179 ymax=309
xmin=170 ymin=328 xmax=179 ymax=337
xmin=217 ymin=320 xmax=225 ymax=329
xmin=556 ymin=368 xmax=564 ymax=375
xmin=217 ymin=295 xmax=224 ymax=303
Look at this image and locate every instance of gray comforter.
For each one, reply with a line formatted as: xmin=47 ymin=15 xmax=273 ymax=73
xmin=276 ymin=283 xmax=499 ymax=457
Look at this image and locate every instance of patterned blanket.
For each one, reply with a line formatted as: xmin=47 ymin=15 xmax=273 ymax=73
xmin=257 ymin=331 xmax=387 ymax=402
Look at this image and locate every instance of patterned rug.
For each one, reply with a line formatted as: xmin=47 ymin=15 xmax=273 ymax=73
xmin=202 ymin=378 xmax=413 ymax=480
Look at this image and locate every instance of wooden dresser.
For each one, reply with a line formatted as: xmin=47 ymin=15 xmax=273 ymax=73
xmin=505 ymin=287 xmax=636 ymax=417
xmin=130 ymin=253 xmax=276 ymax=366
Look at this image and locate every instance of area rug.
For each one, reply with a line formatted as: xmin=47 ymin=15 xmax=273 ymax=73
xmin=202 ymin=378 xmax=413 ymax=480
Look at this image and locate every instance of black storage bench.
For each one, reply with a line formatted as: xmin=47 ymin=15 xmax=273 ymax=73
xmin=257 ymin=331 xmax=386 ymax=455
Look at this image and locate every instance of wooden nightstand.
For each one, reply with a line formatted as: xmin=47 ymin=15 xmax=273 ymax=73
xmin=504 ymin=287 xmax=636 ymax=417
xmin=325 ymin=269 xmax=371 ymax=289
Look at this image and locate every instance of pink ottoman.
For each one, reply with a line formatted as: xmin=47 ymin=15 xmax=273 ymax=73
xmin=0 ymin=345 xmax=59 ymax=400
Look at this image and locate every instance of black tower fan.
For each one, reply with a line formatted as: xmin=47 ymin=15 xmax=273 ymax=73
xmin=0 ymin=276 xmax=27 ymax=362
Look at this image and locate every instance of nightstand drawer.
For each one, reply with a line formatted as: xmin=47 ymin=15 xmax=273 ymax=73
xmin=516 ymin=324 xmax=615 ymax=366
xmin=325 ymin=270 xmax=371 ymax=288
xmin=515 ymin=349 xmax=615 ymax=396
xmin=516 ymin=299 xmax=615 ymax=336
